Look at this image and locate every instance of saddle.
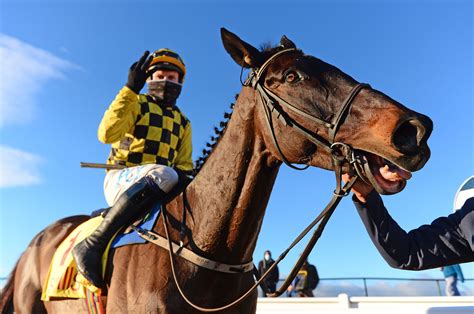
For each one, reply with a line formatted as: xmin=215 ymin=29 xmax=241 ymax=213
xmin=41 ymin=203 xmax=161 ymax=301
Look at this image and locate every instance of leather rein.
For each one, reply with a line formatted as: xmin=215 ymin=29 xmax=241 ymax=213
xmin=133 ymin=48 xmax=370 ymax=312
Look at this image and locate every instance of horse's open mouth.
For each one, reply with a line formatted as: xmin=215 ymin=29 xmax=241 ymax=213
xmin=355 ymin=151 xmax=412 ymax=195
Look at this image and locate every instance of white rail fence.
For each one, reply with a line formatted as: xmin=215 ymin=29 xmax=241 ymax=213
xmin=257 ymin=295 xmax=474 ymax=314
xmin=1 ymin=277 xmax=473 ymax=313
xmin=258 ymin=277 xmax=474 ymax=297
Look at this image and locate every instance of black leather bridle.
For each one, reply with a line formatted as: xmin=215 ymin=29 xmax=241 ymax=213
xmin=244 ymin=48 xmax=370 ymax=191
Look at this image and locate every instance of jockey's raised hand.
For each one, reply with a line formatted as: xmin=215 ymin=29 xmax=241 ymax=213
xmin=126 ymin=51 xmax=158 ymax=94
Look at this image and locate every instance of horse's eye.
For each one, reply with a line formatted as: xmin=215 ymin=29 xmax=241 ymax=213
xmin=284 ymin=70 xmax=300 ymax=84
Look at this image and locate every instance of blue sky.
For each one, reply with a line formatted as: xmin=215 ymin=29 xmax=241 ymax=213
xmin=0 ymin=0 xmax=472 ymax=294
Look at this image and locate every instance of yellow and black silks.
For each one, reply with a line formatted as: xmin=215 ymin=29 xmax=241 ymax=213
xmin=98 ymin=86 xmax=193 ymax=172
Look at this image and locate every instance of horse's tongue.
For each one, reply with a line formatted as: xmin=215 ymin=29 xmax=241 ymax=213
xmin=379 ymin=165 xmax=412 ymax=181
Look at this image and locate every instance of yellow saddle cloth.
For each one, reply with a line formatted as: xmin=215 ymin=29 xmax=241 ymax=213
xmin=41 ymin=216 xmax=112 ymax=300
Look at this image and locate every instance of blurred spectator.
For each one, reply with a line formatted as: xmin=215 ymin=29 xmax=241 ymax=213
xmin=441 ymin=264 xmax=464 ymax=296
xmin=258 ymin=250 xmax=279 ymax=296
xmin=287 ymin=259 xmax=319 ymax=297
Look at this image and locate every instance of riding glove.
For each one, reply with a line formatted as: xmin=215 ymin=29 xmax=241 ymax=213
xmin=126 ymin=51 xmax=157 ymax=94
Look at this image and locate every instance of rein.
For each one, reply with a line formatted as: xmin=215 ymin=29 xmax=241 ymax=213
xmin=135 ymin=48 xmax=368 ymax=311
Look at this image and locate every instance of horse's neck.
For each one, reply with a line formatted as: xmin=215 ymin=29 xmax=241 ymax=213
xmin=188 ymin=88 xmax=280 ymax=263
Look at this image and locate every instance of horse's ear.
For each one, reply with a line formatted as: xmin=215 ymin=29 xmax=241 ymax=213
xmin=280 ymin=35 xmax=296 ymax=49
xmin=221 ymin=28 xmax=263 ymax=68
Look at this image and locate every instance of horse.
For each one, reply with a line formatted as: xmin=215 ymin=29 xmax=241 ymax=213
xmin=0 ymin=28 xmax=432 ymax=313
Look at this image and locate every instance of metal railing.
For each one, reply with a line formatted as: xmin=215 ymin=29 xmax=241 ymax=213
xmin=320 ymin=277 xmax=473 ymax=297
xmin=2 ymin=276 xmax=473 ymax=297
xmin=266 ymin=277 xmax=474 ymax=297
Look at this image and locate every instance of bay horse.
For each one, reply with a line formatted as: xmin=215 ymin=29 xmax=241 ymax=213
xmin=0 ymin=28 xmax=432 ymax=313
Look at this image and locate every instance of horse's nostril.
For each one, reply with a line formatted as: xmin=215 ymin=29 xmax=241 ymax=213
xmin=392 ymin=119 xmax=423 ymax=155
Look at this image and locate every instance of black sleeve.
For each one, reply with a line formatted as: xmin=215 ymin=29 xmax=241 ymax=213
xmin=354 ymin=192 xmax=474 ymax=270
xmin=269 ymin=263 xmax=279 ymax=284
xmin=257 ymin=261 xmax=263 ymax=275
xmin=308 ymin=265 xmax=319 ymax=289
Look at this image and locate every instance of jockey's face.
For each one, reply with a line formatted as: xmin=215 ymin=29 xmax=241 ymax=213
xmin=150 ymin=69 xmax=180 ymax=83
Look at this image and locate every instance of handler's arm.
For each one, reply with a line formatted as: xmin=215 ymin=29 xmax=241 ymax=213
xmin=354 ymin=192 xmax=474 ymax=270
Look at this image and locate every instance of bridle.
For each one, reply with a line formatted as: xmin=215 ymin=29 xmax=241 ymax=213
xmin=133 ymin=48 xmax=371 ymax=312
xmin=246 ymin=48 xmax=370 ymax=182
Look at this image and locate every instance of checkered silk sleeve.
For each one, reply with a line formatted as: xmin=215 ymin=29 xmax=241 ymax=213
xmin=99 ymin=87 xmax=193 ymax=172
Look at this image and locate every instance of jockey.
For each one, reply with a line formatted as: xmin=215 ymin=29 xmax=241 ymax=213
xmin=73 ymin=49 xmax=193 ymax=288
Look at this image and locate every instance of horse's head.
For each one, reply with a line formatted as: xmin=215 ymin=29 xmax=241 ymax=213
xmin=221 ymin=28 xmax=432 ymax=195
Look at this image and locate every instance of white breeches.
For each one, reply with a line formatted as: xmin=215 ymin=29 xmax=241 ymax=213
xmin=103 ymin=164 xmax=178 ymax=206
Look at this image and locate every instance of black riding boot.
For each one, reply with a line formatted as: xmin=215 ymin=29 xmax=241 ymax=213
xmin=72 ymin=176 xmax=165 ymax=288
